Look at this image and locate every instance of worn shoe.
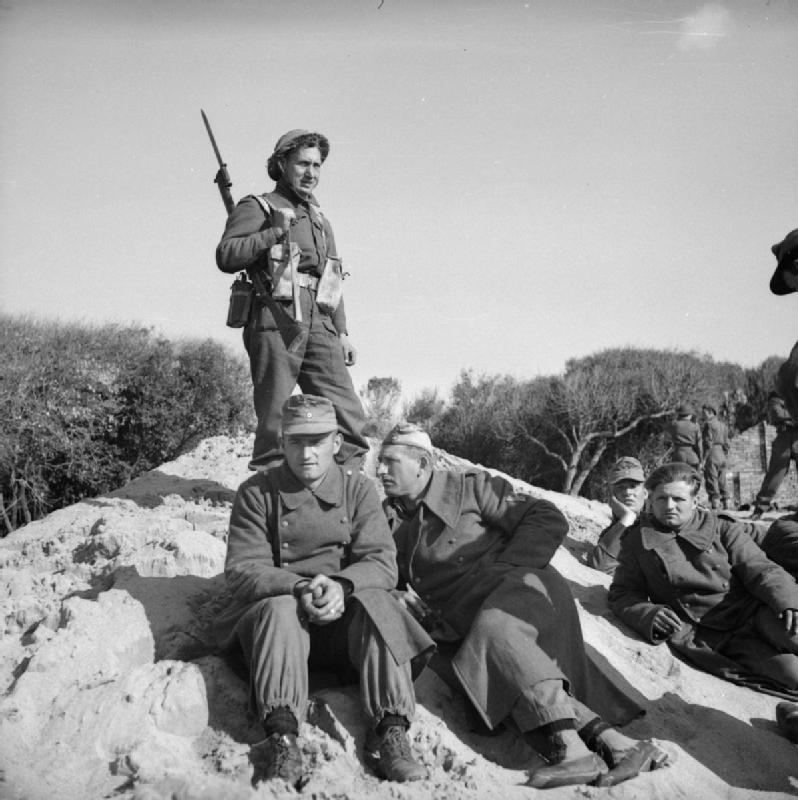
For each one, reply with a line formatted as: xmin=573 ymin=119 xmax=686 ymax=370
xmin=594 ymin=740 xmax=669 ymax=787
xmin=527 ymin=754 xmax=606 ymax=789
xmin=254 ymin=732 xmax=304 ymax=788
xmin=776 ymin=702 xmax=798 ymax=743
xmin=367 ymin=725 xmax=427 ymax=782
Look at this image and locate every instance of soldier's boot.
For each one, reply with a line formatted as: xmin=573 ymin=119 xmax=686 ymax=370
xmin=256 ymin=733 xmax=304 ymax=788
xmin=367 ymin=724 xmax=427 ymax=782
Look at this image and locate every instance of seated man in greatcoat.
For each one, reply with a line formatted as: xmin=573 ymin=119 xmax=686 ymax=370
xmin=378 ymin=423 xmax=669 ymax=789
xmin=215 ymin=396 xmax=435 ymax=788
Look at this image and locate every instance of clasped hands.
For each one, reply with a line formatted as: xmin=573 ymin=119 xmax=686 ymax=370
xmin=295 ymin=574 xmax=346 ymax=626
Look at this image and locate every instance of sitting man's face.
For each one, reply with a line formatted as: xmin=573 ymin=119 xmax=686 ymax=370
xmin=283 ymin=431 xmax=341 ymax=489
xmin=378 ymin=445 xmax=423 ymax=498
xmin=612 ymin=479 xmax=646 ymax=514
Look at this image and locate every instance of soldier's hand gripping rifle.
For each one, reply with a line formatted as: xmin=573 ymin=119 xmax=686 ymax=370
xmin=202 ymin=110 xmax=306 ymax=349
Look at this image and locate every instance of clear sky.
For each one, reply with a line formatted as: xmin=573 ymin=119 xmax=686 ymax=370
xmin=1 ymin=0 xmax=795 ymax=400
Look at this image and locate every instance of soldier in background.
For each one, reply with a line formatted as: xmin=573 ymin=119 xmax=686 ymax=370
xmin=702 ymin=405 xmax=731 ymax=510
xmin=752 ymin=391 xmax=798 ymax=520
xmin=665 ymin=404 xmax=701 ymax=468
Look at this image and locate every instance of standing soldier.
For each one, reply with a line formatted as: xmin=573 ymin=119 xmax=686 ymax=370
xmin=665 ymin=403 xmax=701 ymax=468
xmin=752 ymin=390 xmax=798 ymax=520
xmin=702 ymin=405 xmax=730 ymax=510
xmin=216 ymin=129 xmax=369 ymax=471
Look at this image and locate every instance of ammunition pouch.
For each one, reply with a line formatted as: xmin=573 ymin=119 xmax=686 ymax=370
xmin=226 ymin=272 xmax=253 ymax=328
xmin=316 ymin=256 xmax=344 ymax=314
xmin=266 ymin=241 xmax=301 ymax=301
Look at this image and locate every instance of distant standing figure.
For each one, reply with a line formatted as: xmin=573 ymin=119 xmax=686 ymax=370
xmin=587 ymin=457 xmax=647 ymax=574
xmin=665 ymin=404 xmax=701 ymax=468
xmin=609 ymin=462 xmax=798 ymax=698
xmin=701 ymin=405 xmax=730 ymax=510
xmin=216 ymin=129 xmax=368 ymax=470
xmin=752 ymin=391 xmax=798 ymax=520
xmin=769 ymin=228 xmax=798 ymax=296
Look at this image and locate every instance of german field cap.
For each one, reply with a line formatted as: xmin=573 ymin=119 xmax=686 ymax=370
xmin=770 ymin=228 xmax=798 ymax=296
xmin=608 ymin=457 xmax=645 ymax=484
xmin=281 ymin=394 xmax=338 ymax=435
xmin=382 ymin=422 xmax=433 ymax=454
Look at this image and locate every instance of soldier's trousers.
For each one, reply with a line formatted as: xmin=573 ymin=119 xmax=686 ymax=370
xmin=673 ymin=446 xmax=700 ymax=468
xmin=755 ymin=428 xmax=798 ymax=509
xmin=704 ymin=447 xmax=729 ymax=505
xmin=243 ymin=288 xmax=368 ymax=469
xmin=233 ymin=595 xmax=415 ymax=727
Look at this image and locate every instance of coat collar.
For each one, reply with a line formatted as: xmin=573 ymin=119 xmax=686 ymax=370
xmin=275 ymin=462 xmax=344 ymax=510
xmin=639 ymin=507 xmax=715 ymax=551
xmin=412 ymin=470 xmax=464 ymax=529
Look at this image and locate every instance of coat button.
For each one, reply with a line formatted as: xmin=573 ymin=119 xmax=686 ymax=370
xmin=282 ymin=520 xmax=289 ymax=527
xmin=282 ymin=542 xmax=289 ymax=548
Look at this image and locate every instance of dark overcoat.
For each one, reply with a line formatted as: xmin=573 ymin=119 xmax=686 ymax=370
xmin=609 ymin=508 xmax=798 ymax=695
xmin=385 ymin=468 xmax=643 ymax=729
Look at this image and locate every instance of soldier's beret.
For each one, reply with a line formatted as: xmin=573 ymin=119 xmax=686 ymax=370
xmin=281 ymin=394 xmax=338 ymax=435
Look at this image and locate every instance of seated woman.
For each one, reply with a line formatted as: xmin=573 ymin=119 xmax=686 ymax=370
xmin=609 ymin=462 xmax=798 ymax=697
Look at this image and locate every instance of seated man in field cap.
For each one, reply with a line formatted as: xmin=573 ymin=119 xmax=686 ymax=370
xmin=214 ymin=396 xmax=435 ymax=788
xmin=769 ymin=228 xmax=798 ymax=296
xmin=378 ymin=423 xmax=668 ymax=789
xmin=588 ymin=457 xmax=647 ymax=574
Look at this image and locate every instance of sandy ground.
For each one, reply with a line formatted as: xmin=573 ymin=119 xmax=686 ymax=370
xmin=0 ymin=433 xmax=796 ymax=799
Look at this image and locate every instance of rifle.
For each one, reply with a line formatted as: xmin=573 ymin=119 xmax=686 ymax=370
xmin=201 ymin=109 xmax=235 ymax=215
xmin=201 ymin=109 xmax=306 ymax=351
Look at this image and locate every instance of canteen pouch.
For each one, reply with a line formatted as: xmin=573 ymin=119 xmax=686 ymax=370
xmin=316 ymin=256 xmax=344 ymax=314
xmin=226 ymin=273 xmax=253 ymax=328
xmin=266 ymin=242 xmax=301 ymax=301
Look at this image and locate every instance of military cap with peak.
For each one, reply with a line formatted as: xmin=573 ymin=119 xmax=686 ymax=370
xmin=382 ymin=422 xmax=433 ymax=454
xmin=608 ymin=457 xmax=645 ymax=484
xmin=281 ymin=394 xmax=338 ymax=435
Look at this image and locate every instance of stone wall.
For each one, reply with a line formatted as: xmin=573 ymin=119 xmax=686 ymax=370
xmin=726 ymin=422 xmax=798 ymax=508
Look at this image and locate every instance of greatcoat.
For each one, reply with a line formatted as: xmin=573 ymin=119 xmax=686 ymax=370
xmin=215 ymin=463 xmax=434 ymax=671
xmin=609 ymin=508 xmax=798 ymax=697
xmin=384 ymin=468 xmax=643 ymax=730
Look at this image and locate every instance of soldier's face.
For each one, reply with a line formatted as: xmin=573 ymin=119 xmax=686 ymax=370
xmin=650 ymin=480 xmax=697 ymax=530
xmin=612 ymin=479 xmax=646 ymax=513
xmin=283 ymin=431 xmax=342 ymax=489
xmin=377 ymin=445 xmax=425 ymax=498
xmin=280 ymin=146 xmax=322 ymax=199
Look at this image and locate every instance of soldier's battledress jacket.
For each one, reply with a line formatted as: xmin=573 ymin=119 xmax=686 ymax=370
xmin=609 ymin=508 xmax=798 ymax=692
xmin=384 ymin=468 xmax=643 ymax=729
xmin=215 ymin=463 xmax=433 ymax=668
xmin=216 ymin=182 xmax=348 ymax=334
